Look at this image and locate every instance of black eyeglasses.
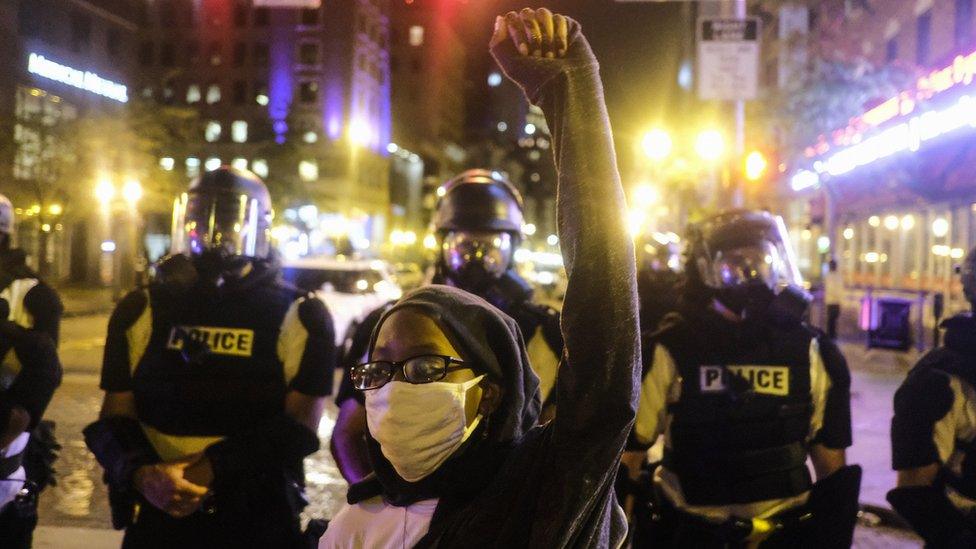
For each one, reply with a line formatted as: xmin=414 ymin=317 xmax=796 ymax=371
xmin=351 ymin=354 xmax=470 ymax=391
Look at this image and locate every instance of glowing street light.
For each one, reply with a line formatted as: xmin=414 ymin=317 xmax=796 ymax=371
xmin=641 ymin=129 xmax=672 ymax=161
xmin=744 ymin=151 xmax=768 ymax=181
xmin=695 ymin=130 xmax=725 ymax=161
xmin=348 ymin=118 xmax=372 ymax=146
xmin=632 ymin=184 xmax=659 ymax=209
xmin=122 ymin=179 xmax=143 ymax=206
xmin=48 ymin=204 xmax=63 ymax=216
xmin=933 ymin=217 xmax=950 ymax=238
xmin=94 ymin=178 xmax=116 ymax=205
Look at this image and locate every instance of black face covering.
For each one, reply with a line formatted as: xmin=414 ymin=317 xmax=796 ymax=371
xmin=442 ymin=231 xmax=514 ymax=293
xmin=192 ymin=249 xmax=251 ymax=289
xmin=716 ymin=281 xmax=809 ymax=326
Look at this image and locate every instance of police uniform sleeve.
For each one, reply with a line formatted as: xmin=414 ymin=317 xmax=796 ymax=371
xmin=891 ymin=366 xmax=955 ymax=470
xmin=809 ymin=336 xmax=852 ymax=449
xmin=100 ymin=290 xmax=149 ymax=393
xmin=0 ymin=321 xmax=61 ymax=430
xmin=278 ymin=295 xmax=336 ymax=396
xmin=22 ymin=281 xmax=63 ymax=344
xmin=631 ymin=344 xmax=678 ymax=449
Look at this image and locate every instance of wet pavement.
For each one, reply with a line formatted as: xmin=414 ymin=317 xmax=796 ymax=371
xmin=35 ymin=311 xmax=922 ymax=546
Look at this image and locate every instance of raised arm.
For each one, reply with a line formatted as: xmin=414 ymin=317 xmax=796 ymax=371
xmin=491 ymin=9 xmax=640 ymax=449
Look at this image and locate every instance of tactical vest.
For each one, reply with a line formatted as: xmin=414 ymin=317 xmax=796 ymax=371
xmin=658 ymin=316 xmax=815 ymax=506
xmin=131 ymin=282 xmax=301 ymax=461
xmin=0 ymin=277 xmax=38 ymax=487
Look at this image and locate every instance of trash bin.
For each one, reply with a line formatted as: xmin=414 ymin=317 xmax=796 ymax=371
xmin=867 ymin=297 xmax=913 ymax=351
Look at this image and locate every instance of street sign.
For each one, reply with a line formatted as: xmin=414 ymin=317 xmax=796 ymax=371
xmin=252 ymin=0 xmax=321 ymax=7
xmin=697 ymin=17 xmax=760 ymax=101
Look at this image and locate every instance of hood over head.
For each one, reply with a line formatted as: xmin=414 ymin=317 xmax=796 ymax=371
xmin=357 ymin=284 xmax=541 ymax=506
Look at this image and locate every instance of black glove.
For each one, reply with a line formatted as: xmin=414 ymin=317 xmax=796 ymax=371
xmin=888 ymin=484 xmax=976 ymax=548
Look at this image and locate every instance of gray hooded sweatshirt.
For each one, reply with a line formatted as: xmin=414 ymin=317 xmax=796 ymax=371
xmin=350 ymin=18 xmax=640 ymax=548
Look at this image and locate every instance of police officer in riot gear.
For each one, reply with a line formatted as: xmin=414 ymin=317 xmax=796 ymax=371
xmin=84 ymin=168 xmax=336 ymax=547
xmin=635 ymin=231 xmax=682 ymax=333
xmin=888 ymin=246 xmax=976 ymax=547
xmin=0 ymin=193 xmax=63 ymax=548
xmin=329 ymin=169 xmax=563 ymax=484
xmin=630 ymin=210 xmax=858 ymax=547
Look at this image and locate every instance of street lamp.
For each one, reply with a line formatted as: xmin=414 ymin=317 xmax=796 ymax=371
xmin=94 ymin=178 xmax=116 ymax=206
xmin=744 ymin=151 xmax=768 ymax=181
xmin=695 ymin=130 xmax=725 ymax=161
xmin=122 ymin=179 xmax=143 ymax=206
xmin=632 ymin=184 xmax=659 ymax=209
xmin=641 ymin=129 xmax=672 ymax=161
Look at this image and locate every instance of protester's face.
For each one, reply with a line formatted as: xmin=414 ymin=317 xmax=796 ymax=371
xmin=373 ymin=309 xmax=482 ymax=424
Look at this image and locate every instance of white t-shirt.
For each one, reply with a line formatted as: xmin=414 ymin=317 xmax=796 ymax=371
xmin=319 ymin=497 xmax=438 ymax=549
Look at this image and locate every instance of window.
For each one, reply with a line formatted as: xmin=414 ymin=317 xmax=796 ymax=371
xmin=254 ymin=8 xmax=269 ymax=26
xmin=160 ymin=43 xmax=175 ymax=66
xmin=159 ymin=157 xmax=175 ymax=171
xmin=886 ymin=37 xmax=898 ymax=62
xmin=70 ymin=12 xmax=92 ymax=52
xmin=233 ymin=42 xmax=246 ymax=66
xmin=141 ymin=87 xmax=153 ymax=99
xmin=162 ymin=85 xmax=175 ymax=102
xmin=958 ymin=0 xmax=974 ymax=48
xmin=231 ymin=121 xmax=248 ymax=143
xmin=299 ymin=43 xmax=319 ymax=65
xmin=208 ymin=42 xmax=222 ymax=66
xmin=303 ymin=131 xmax=318 ymax=144
xmin=917 ymin=10 xmax=932 ymax=65
xmin=299 ymin=81 xmax=319 ymax=103
xmin=205 ymin=121 xmax=222 ymax=142
xmin=107 ymin=29 xmax=122 ymax=58
xmin=186 ymin=41 xmax=200 ymax=65
xmin=251 ymin=159 xmax=269 ymax=178
xmin=253 ymin=42 xmax=269 ymax=65
xmin=233 ymin=81 xmax=247 ymax=104
xmin=299 ymin=160 xmax=319 ymax=182
xmin=254 ymin=81 xmax=268 ymax=105
xmin=186 ymin=84 xmax=201 ymax=104
xmin=232 ymin=158 xmax=248 ymax=171
xmin=139 ymin=42 xmax=154 ymax=65
xmin=206 ymin=84 xmax=221 ymax=104
xmin=301 ymin=8 xmax=319 ymax=25
xmin=205 ymin=158 xmax=222 ymax=171
xmin=234 ymin=3 xmax=247 ymax=26
xmin=409 ymin=25 xmax=425 ymax=47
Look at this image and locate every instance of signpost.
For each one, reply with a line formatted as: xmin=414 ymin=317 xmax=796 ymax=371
xmin=697 ymin=17 xmax=760 ymax=101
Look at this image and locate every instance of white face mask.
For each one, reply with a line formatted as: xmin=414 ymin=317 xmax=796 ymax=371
xmin=365 ymin=375 xmax=485 ymax=482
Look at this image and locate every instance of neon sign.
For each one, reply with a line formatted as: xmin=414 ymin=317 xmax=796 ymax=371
xmin=27 ymin=53 xmax=128 ymax=103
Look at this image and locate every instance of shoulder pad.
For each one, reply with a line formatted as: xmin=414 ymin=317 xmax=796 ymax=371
xmin=894 ymin=365 xmax=954 ymax=422
xmin=297 ymin=295 xmax=334 ymax=336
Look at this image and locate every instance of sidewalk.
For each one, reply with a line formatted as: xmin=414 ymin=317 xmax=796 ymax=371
xmin=55 ymin=285 xmax=117 ymax=318
xmin=34 ymin=526 xmax=121 ymax=548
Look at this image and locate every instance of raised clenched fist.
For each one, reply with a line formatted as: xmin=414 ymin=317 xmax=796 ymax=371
xmin=490 ymin=8 xmax=570 ymax=59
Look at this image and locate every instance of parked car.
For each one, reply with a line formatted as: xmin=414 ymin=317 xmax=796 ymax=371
xmin=281 ymin=257 xmax=402 ymax=346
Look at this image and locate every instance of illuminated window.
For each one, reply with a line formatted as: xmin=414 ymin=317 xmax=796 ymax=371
xmin=409 ymin=26 xmax=424 ymax=47
xmin=159 ymin=157 xmax=175 ymax=171
xmin=299 ymin=81 xmax=319 ymax=103
xmin=205 ymin=121 xmax=221 ymax=142
xmin=231 ymin=158 xmax=248 ymax=171
xmin=303 ymin=131 xmax=318 ymax=144
xmin=186 ymin=84 xmax=201 ymax=103
xmin=205 ymin=157 xmax=221 ymax=171
xmin=186 ymin=157 xmax=201 ymax=177
xmin=299 ymin=160 xmax=319 ymax=181
xmin=252 ymin=159 xmax=269 ymax=178
xmin=206 ymin=84 xmax=221 ymax=104
xmin=231 ymin=120 xmax=248 ymax=143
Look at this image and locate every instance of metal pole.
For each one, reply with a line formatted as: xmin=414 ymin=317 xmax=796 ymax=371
xmin=732 ymin=0 xmax=746 ymax=208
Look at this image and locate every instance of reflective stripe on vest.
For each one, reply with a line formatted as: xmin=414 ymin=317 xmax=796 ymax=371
xmin=140 ymin=423 xmax=224 ymax=462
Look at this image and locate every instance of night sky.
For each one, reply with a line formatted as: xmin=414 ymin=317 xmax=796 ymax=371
xmin=454 ymin=0 xmax=686 ymax=175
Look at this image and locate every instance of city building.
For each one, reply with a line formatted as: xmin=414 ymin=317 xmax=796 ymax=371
xmin=135 ymin=0 xmax=391 ymax=256
xmin=0 ymin=0 xmax=144 ymax=284
xmin=760 ymin=0 xmax=976 ymax=345
xmin=387 ymin=0 xmax=467 ymax=238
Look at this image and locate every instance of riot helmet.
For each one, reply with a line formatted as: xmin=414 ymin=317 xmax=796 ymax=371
xmin=170 ymin=167 xmax=272 ymax=285
xmin=960 ymin=247 xmax=976 ymax=307
xmin=0 ymin=194 xmax=12 ymax=251
xmin=637 ymin=232 xmax=681 ymax=274
xmin=687 ymin=210 xmax=806 ymax=317
xmin=432 ymin=170 xmax=524 ymax=292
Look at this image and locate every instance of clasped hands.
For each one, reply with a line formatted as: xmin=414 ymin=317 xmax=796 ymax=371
xmin=133 ymin=453 xmax=213 ymax=518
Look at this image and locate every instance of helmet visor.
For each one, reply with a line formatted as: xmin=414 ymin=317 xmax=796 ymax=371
xmin=442 ymin=231 xmax=513 ymax=280
xmin=696 ymin=213 xmax=803 ymax=292
xmin=171 ymin=190 xmax=266 ymax=257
